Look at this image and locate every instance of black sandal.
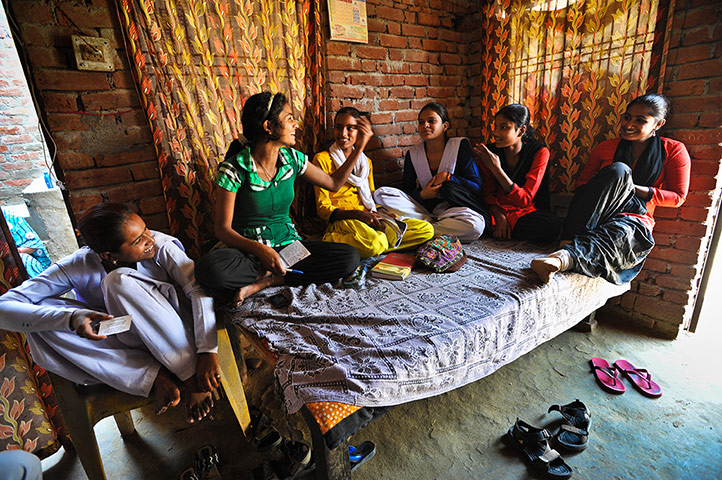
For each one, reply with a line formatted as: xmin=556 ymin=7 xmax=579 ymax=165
xmin=548 ymin=399 xmax=590 ymax=452
xmin=249 ymin=407 xmax=282 ymax=452
xmin=506 ymin=419 xmax=572 ymax=479
xmin=195 ymin=444 xmax=222 ymax=480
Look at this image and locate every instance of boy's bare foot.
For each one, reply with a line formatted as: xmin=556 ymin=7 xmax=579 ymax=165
xmin=183 ymin=376 xmax=214 ymax=424
xmin=531 ymin=257 xmax=562 ymax=283
xmin=197 ymin=352 xmax=221 ymax=392
xmin=233 ymin=275 xmax=284 ymax=307
xmin=152 ymin=367 xmax=181 ymax=415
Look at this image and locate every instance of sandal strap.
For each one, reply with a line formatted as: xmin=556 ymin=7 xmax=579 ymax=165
xmin=560 ymin=423 xmax=588 ymax=436
xmin=591 ymin=365 xmax=623 ymax=386
xmin=538 ymin=445 xmax=561 ymax=463
xmin=624 ymin=367 xmax=655 ymax=388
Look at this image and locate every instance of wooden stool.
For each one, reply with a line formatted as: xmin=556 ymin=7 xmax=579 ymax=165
xmin=50 ymin=325 xmax=250 ymax=480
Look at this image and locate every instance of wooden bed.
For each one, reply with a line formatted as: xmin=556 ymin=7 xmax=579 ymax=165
xmin=224 ymin=238 xmax=628 ymax=479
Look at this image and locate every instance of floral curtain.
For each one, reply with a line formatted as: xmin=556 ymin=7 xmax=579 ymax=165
xmin=0 ymin=211 xmax=67 ymax=457
xmin=476 ymin=0 xmax=674 ymax=193
xmin=117 ymin=0 xmax=326 ymax=258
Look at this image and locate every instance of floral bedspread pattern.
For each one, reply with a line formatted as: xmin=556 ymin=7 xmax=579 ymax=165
xmin=230 ymin=240 xmax=628 ymax=414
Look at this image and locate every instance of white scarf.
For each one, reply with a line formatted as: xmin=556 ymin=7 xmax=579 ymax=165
xmin=329 ymin=143 xmax=376 ymax=212
xmin=409 ymin=137 xmax=465 ymax=188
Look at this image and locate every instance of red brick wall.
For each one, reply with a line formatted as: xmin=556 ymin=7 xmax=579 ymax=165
xmin=602 ymin=0 xmax=722 ymax=337
xmin=0 ymin=6 xmax=48 ymax=203
xmin=323 ymin=0 xmax=472 ymax=187
xmin=5 ymin=0 xmax=168 ymax=230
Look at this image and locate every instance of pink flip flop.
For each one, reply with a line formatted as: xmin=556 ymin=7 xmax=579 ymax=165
xmin=589 ymin=358 xmax=625 ymax=394
xmin=613 ymin=360 xmax=662 ymax=398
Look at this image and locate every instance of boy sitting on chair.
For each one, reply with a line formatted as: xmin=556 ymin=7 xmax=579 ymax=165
xmin=313 ymin=107 xmax=434 ymax=259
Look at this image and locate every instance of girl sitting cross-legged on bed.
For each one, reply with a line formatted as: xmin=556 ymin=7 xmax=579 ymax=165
xmin=0 ymin=203 xmax=219 ymax=423
xmin=531 ymin=93 xmax=690 ymax=284
xmin=473 ymin=104 xmax=561 ymax=243
xmin=313 ymin=106 xmax=435 ymax=258
xmin=373 ymin=102 xmax=489 ymax=242
xmin=194 ymin=92 xmax=365 ymax=305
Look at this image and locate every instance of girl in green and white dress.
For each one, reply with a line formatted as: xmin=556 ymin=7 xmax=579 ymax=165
xmin=196 ymin=92 xmax=372 ymax=305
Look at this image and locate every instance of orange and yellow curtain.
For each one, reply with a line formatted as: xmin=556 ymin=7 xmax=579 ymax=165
xmin=117 ymin=0 xmax=325 ymax=257
xmin=0 ymin=212 xmax=67 ymax=456
xmin=477 ymin=0 xmax=674 ymax=193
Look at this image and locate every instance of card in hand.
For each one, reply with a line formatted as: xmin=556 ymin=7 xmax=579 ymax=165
xmin=97 ymin=314 xmax=133 ymax=336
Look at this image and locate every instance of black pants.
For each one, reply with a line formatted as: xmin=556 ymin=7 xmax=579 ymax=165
xmin=561 ymin=163 xmax=655 ymax=285
xmin=440 ymin=180 xmax=492 ymax=225
xmin=195 ymin=240 xmax=360 ymax=300
xmin=512 ymin=210 xmax=561 ymax=244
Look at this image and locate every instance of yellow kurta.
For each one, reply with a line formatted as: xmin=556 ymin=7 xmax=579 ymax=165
xmin=313 ymin=151 xmax=434 ymax=258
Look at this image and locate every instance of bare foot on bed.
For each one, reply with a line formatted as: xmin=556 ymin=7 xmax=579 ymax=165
xmin=531 ymin=256 xmax=562 ymax=283
xmin=183 ymin=375 xmax=214 ymax=424
xmin=152 ymin=367 xmax=181 ymax=415
xmin=233 ymin=275 xmax=284 ymax=307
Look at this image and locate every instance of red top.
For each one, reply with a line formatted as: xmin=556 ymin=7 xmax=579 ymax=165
xmin=480 ymin=147 xmax=550 ymax=229
xmin=576 ymin=137 xmax=690 ymax=230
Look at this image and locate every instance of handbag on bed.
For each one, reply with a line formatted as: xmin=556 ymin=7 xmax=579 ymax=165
xmin=416 ymin=234 xmax=466 ymax=273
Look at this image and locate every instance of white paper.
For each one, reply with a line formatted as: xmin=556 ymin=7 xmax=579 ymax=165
xmin=97 ymin=315 xmax=132 ymax=336
xmin=278 ymin=240 xmax=311 ymax=269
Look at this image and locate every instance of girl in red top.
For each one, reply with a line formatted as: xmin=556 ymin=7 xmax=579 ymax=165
xmin=532 ymin=93 xmax=691 ymax=285
xmin=474 ymin=104 xmax=560 ymax=243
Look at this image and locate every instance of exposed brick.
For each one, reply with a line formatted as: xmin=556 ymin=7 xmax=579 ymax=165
xmin=663 ymin=79 xmax=706 ymax=97
xmin=42 ymin=92 xmax=79 ymax=112
xmin=670 ymin=264 xmax=697 ymax=279
xmin=129 ymin=161 xmax=159 ymax=181
xmin=386 ymin=22 xmax=401 ymax=36
xmin=60 ymin=4 xmax=116 ymax=29
xmin=674 ymin=58 xmax=722 ymax=80
xmin=326 ymin=57 xmax=361 ymax=72
xmin=634 ymin=296 xmax=686 ymax=323
xmin=673 ymin=44 xmax=716 ymax=63
xmin=698 ymin=112 xmax=722 ymax=128
xmin=418 ymin=12 xmax=441 ymax=26
xmin=139 ymin=195 xmax=166 ymax=215
xmin=379 ymin=34 xmax=407 ymax=49
xmin=401 ymin=24 xmax=427 ymax=38
xmin=82 ymin=89 xmax=142 ymax=111
xmin=104 ymin=179 xmax=163 ymax=203
xmin=356 ymin=46 xmax=388 ymax=60
xmin=422 ymin=39 xmax=447 ymax=52
xmin=95 ymin=150 xmax=157 ymax=167
xmin=675 ymin=236 xmax=703 ymax=252
xmin=326 ymin=43 xmax=351 ymax=56
xmin=686 ymin=143 xmax=722 ymax=161
xmin=682 ymin=5 xmax=721 ymax=30
xmin=64 ymin=165 xmax=133 ymax=188
xmin=375 ymin=6 xmax=405 ymax=22
xmin=56 ymin=152 xmax=95 ymax=170
xmin=688 ymin=175 xmax=717 ymax=191
xmin=664 ymin=289 xmax=692 ymax=305
xmin=35 ymin=70 xmax=110 ymax=92
xmin=679 ymin=206 xmax=710 ymax=222
xmin=405 ymin=50 xmax=429 ymax=63
xmin=46 ymin=113 xmax=93 ymax=132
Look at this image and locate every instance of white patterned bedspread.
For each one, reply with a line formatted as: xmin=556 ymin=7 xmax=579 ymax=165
xmin=228 ymin=239 xmax=628 ymax=414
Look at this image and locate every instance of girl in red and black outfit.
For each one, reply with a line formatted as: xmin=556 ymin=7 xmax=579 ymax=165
xmin=474 ymin=104 xmax=560 ymax=243
xmin=531 ymin=93 xmax=690 ymax=285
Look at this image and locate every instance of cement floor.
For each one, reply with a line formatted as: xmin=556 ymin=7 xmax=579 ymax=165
xmin=41 ymin=318 xmax=722 ymax=480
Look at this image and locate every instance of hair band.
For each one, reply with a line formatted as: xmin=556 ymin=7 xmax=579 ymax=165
xmin=265 ymin=93 xmax=276 ymax=117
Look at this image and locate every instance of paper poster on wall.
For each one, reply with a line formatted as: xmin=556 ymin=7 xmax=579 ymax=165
xmin=328 ymin=0 xmax=368 ymax=43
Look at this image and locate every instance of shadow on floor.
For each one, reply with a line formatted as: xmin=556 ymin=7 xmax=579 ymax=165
xmin=42 ymin=320 xmax=722 ymax=480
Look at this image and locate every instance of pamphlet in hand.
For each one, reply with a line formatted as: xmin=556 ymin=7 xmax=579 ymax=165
xmin=278 ymin=240 xmax=311 ymax=269
xmin=97 ymin=314 xmax=133 ymax=336
xmin=376 ymin=211 xmax=407 ymax=249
